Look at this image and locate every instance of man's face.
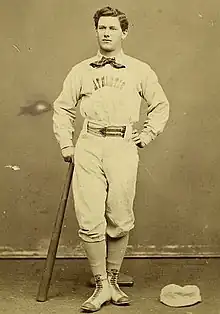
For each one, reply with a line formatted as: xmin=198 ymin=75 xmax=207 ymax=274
xmin=96 ymin=16 xmax=127 ymax=52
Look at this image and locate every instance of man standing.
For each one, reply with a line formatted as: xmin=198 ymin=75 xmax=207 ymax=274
xmin=53 ymin=6 xmax=169 ymax=312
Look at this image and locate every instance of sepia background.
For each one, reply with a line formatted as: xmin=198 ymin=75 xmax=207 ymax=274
xmin=0 ymin=0 xmax=219 ymax=258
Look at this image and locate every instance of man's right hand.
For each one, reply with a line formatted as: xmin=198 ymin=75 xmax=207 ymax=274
xmin=61 ymin=146 xmax=75 ymax=163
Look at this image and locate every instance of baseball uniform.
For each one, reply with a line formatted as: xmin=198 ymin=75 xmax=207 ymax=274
xmin=53 ymin=50 xmax=169 ymax=242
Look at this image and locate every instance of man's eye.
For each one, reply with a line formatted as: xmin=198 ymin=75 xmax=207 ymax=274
xmin=98 ymin=26 xmax=105 ymax=30
xmin=110 ymin=27 xmax=117 ymax=30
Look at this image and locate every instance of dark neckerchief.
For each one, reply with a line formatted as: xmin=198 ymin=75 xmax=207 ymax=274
xmin=90 ymin=56 xmax=126 ymax=69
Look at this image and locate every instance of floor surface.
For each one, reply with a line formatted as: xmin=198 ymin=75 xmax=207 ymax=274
xmin=0 ymin=258 xmax=219 ymax=313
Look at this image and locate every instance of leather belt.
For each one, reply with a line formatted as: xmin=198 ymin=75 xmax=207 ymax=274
xmin=87 ymin=122 xmax=126 ymax=138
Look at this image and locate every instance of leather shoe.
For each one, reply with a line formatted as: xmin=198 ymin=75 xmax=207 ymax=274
xmin=107 ymin=269 xmax=131 ymax=306
xmin=81 ymin=275 xmax=111 ymax=312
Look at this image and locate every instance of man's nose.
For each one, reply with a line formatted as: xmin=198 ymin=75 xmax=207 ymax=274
xmin=104 ymin=28 xmax=110 ymax=37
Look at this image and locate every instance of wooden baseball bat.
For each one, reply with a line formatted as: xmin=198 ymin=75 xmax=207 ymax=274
xmin=36 ymin=162 xmax=74 ymax=302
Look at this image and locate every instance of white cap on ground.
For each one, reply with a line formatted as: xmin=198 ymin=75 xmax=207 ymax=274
xmin=160 ymin=284 xmax=202 ymax=307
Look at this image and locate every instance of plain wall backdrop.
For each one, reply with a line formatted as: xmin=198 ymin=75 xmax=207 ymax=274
xmin=0 ymin=0 xmax=220 ymax=257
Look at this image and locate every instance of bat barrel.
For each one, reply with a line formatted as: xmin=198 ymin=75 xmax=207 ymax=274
xmin=36 ymin=162 xmax=74 ymax=302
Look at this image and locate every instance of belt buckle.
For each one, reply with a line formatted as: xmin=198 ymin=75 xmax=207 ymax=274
xmin=99 ymin=127 xmax=107 ymax=137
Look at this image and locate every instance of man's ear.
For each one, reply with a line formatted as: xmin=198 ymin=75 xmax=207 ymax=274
xmin=122 ymin=30 xmax=128 ymax=40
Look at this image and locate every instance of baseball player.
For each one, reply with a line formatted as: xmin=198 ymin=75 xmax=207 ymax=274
xmin=52 ymin=6 xmax=169 ymax=312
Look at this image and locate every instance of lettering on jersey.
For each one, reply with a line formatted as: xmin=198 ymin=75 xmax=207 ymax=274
xmin=93 ymin=76 xmax=125 ymax=91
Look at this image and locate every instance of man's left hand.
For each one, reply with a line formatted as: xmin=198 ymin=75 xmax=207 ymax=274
xmin=131 ymin=129 xmax=145 ymax=148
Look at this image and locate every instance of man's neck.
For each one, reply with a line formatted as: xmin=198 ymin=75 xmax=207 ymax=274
xmin=99 ymin=48 xmax=122 ymax=58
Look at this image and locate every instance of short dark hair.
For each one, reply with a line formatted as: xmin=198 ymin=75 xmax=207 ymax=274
xmin=93 ymin=6 xmax=129 ymax=32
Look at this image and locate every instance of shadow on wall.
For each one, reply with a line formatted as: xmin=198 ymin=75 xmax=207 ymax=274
xmin=18 ymin=100 xmax=52 ymax=116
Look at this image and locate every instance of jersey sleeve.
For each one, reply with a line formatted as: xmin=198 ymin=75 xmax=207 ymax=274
xmin=139 ymin=65 xmax=170 ymax=146
xmin=52 ymin=66 xmax=82 ymax=150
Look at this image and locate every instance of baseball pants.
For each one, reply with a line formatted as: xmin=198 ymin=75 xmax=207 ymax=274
xmin=72 ymin=123 xmax=139 ymax=242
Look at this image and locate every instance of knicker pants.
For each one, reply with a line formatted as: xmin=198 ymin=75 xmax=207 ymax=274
xmin=72 ymin=130 xmax=139 ymax=242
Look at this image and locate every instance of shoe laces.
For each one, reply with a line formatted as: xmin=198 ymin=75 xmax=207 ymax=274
xmin=91 ymin=275 xmax=104 ymax=300
xmin=108 ymin=269 xmax=118 ymax=283
xmin=108 ymin=269 xmax=122 ymax=293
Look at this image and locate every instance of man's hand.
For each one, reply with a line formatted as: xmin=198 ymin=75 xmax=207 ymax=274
xmin=61 ymin=146 xmax=75 ymax=163
xmin=131 ymin=129 xmax=146 ymax=148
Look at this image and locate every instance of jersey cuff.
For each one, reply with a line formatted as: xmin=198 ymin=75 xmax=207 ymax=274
xmin=139 ymin=130 xmax=155 ymax=146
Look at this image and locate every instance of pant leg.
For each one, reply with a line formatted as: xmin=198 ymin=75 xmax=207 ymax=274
xmin=103 ymin=138 xmax=139 ymax=238
xmin=72 ymin=133 xmax=108 ymax=242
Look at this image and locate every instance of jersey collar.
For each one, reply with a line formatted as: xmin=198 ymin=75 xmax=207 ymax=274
xmin=96 ymin=49 xmax=126 ymax=65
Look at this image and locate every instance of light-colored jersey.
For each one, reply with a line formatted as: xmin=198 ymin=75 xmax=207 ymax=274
xmin=53 ymin=50 xmax=169 ymax=149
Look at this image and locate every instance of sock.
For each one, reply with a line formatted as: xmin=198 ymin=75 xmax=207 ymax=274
xmin=106 ymin=233 xmax=129 ymax=271
xmin=83 ymin=240 xmax=107 ymax=278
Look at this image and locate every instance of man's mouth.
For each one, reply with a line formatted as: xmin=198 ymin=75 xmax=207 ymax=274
xmin=102 ymin=39 xmax=112 ymax=43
